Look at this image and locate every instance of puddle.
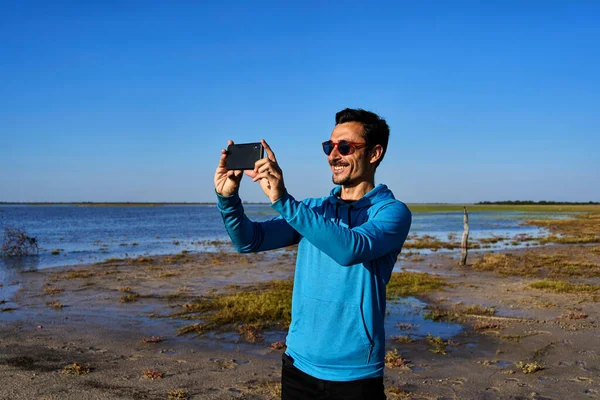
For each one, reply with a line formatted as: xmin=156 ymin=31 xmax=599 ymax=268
xmin=490 ymin=360 xmax=514 ymax=368
xmin=385 ymin=297 xmax=463 ymax=339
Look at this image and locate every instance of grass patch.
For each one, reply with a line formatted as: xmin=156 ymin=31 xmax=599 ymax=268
xmin=156 ymin=272 xmax=179 ymax=278
xmin=391 ymin=335 xmax=413 ymax=344
xmin=384 ymin=348 xmax=411 ymax=369
xmin=177 ymin=280 xmax=292 ymax=335
xmin=46 ymin=299 xmax=64 ymax=309
xmin=472 ymin=250 xmax=600 ymax=278
xmin=167 ymin=389 xmax=189 ymax=400
xmin=528 ymin=279 xmax=600 ymax=294
xmin=55 ymin=270 xmax=93 ymax=280
xmin=427 ymin=335 xmax=448 ymax=354
xmin=386 ymin=272 xmax=448 ymax=298
xmin=403 ymin=235 xmax=461 ymax=250
xmin=142 ymin=368 xmax=164 ymax=380
xmin=524 ymin=212 xmax=600 ymax=238
xmin=120 ymin=293 xmax=140 ymax=303
xmin=43 ymin=286 xmax=63 ymax=295
xmin=516 ymin=361 xmax=544 ymax=374
xmin=424 ymin=303 xmax=495 ymax=322
xmin=61 ymin=362 xmax=90 ymax=375
xmin=142 ymin=336 xmax=164 ymax=344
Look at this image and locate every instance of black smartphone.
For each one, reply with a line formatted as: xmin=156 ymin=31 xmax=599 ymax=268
xmin=225 ymin=142 xmax=265 ymax=170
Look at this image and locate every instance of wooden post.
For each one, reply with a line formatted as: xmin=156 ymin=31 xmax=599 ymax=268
xmin=460 ymin=206 xmax=469 ymax=266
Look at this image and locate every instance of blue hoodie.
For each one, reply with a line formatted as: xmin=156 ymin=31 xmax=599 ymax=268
xmin=217 ymin=184 xmax=412 ymax=381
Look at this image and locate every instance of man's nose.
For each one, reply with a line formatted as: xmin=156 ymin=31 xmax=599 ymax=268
xmin=327 ymin=145 xmax=341 ymax=161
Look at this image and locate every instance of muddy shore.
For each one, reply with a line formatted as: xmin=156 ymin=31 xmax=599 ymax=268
xmin=1 ymin=245 xmax=599 ymax=400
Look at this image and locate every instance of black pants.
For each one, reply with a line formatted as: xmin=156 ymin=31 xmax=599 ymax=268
xmin=281 ymin=353 xmax=386 ymax=400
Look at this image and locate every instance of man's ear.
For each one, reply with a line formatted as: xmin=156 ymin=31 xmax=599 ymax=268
xmin=369 ymin=144 xmax=383 ymax=165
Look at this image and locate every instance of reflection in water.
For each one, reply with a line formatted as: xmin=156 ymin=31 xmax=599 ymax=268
xmin=0 ymin=256 xmax=39 ymax=308
xmin=385 ymin=297 xmax=463 ymax=339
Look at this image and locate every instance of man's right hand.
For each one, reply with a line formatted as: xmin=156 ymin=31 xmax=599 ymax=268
xmin=214 ymin=140 xmax=244 ymax=197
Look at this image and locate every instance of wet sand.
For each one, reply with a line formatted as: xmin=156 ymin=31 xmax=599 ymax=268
xmin=1 ymin=246 xmax=599 ymax=399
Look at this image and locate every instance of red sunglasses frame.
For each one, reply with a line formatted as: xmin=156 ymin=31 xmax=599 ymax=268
xmin=322 ymin=140 xmax=367 ymax=156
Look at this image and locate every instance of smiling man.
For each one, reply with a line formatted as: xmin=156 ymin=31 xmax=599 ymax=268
xmin=214 ymin=108 xmax=412 ymax=400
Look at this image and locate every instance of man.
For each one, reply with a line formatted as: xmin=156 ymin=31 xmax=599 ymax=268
xmin=214 ymin=108 xmax=412 ymax=399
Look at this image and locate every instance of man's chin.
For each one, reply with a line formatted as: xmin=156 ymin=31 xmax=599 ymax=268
xmin=332 ymin=175 xmax=349 ymax=185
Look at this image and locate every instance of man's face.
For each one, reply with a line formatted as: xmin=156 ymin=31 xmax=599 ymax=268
xmin=327 ymin=122 xmax=371 ymax=186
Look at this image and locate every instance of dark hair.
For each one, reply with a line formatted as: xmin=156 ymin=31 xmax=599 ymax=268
xmin=335 ymin=108 xmax=390 ymax=168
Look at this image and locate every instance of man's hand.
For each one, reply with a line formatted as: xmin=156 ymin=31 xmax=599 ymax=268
xmin=248 ymin=139 xmax=286 ymax=203
xmin=214 ymin=140 xmax=245 ymax=197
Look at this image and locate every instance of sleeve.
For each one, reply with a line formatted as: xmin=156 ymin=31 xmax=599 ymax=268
xmin=217 ymin=191 xmax=300 ymax=253
xmin=271 ymin=191 xmax=411 ymax=266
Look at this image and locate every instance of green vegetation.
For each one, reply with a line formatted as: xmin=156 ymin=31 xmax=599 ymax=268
xmin=424 ymin=303 xmax=495 ymax=322
xmin=472 ymin=249 xmax=600 ymax=278
xmin=528 ymin=279 xmax=600 ymax=294
xmin=120 ymin=293 xmax=140 ymax=303
xmin=167 ymin=389 xmax=190 ymax=400
xmin=386 ymin=272 xmax=448 ymax=298
xmin=61 ymin=362 xmax=90 ymax=375
xmin=427 ymin=334 xmax=448 ymax=354
xmin=516 ymin=361 xmax=544 ymax=374
xmin=403 ymin=235 xmax=461 ymax=250
xmin=384 ymin=348 xmax=410 ymax=369
xmin=177 ymin=280 xmax=293 ymax=335
xmin=407 ymin=204 xmax=600 ymax=213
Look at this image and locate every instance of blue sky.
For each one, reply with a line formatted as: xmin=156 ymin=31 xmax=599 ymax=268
xmin=1 ymin=1 xmax=599 ymax=203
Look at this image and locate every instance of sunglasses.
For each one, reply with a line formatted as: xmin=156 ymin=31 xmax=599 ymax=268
xmin=322 ymin=140 xmax=367 ymax=156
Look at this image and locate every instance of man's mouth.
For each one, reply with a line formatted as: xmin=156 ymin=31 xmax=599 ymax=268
xmin=331 ymin=164 xmax=348 ymax=173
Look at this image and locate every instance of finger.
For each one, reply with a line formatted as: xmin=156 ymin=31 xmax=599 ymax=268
xmin=253 ymin=157 xmax=270 ymax=172
xmin=261 ymin=139 xmax=277 ymax=162
xmin=252 ymin=171 xmax=276 ymax=183
xmin=257 ymin=162 xmax=274 ymax=174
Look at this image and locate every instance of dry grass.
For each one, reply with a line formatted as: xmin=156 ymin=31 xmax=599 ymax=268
xmin=403 ymin=235 xmax=461 ymax=250
xmin=238 ymin=323 xmax=265 ymax=343
xmin=46 ymin=299 xmax=64 ymax=309
xmin=61 ymin=362 xmax=90 ymax=375
xmin=427 ymin=335 xmax=448 ymax=354
xmin=516 ymin=361 xmax=544 ymax=374
xmin=43 ymin=286 xmax=63 ymax=295
xmin=120 ymin=293 xmax=140 ymax=303
xmin=528 ymin=279 xmax=600 ymax=294
xmin=52 ymin=270 xmax=93 ymax=280
xmin=524 ymin=212 xmax=600 ymax=239
xmin=384 ymin=349 xmax=411 ymax=369
xmin=142 ymin=368 xmax=164 ymax=380
xmin=167 ymin=389 xmax=189 ymax=400
xmin=424 ymin=303 xmax=495 ymax=322
xmin=391 ymin=335 xmax=413 ymax=344
xmin=472 ymin=248 xmax=600 ymax=278
xmin=245 ymin=380 xmax=281 ymax=399
xmin=141 ymin=336 xmax=164 ymax=343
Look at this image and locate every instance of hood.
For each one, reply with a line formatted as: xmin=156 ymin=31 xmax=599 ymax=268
xmin=327 ymin=184 xmax=396 ymax=209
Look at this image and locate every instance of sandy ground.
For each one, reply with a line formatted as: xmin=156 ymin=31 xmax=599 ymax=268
xmin=1 ymin=246 xmax=599 ymax=400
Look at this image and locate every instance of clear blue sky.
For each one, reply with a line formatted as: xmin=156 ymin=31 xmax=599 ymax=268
xmin=1 ymin=1 xmax=599 ymax=203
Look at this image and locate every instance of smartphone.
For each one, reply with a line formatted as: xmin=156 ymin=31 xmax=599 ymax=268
xmin=225 ymin=142 xmax=265 ymax=170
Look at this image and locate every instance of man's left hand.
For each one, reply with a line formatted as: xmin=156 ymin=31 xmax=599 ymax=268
xmin=248 ymin=139 xmax=286 ymax=203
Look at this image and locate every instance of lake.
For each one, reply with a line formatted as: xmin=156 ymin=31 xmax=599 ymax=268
xmin=0 ymin=204 xmax=559 ymax=281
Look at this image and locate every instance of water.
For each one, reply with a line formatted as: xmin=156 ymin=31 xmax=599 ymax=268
xmin=385 ymin=297 xmax=463 ymax=339
xmin=0 ymin=205 xmax=564 ymax=279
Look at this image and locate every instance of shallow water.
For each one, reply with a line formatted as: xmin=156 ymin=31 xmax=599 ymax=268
xmin=385 ymin=297 xmax=463 ymax=339
xmin=0 ymin=205 xmax=566 ymax=277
